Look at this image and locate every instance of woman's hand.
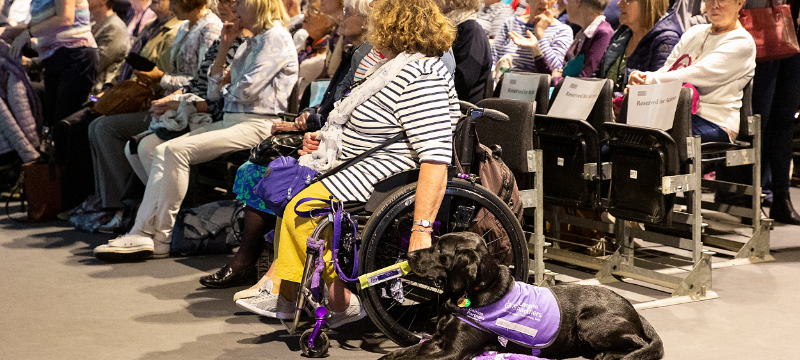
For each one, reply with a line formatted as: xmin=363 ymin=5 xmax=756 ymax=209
xmin=509 ymin=30 xmax=543 ymax=57
xmin=628 ymin=71 xmax=647 ymax=86
xmin=9 ymin=28 xmax=31 ymax=59
xmin=134 ymin=66 xmax=165 ymax=86
xmin=149 ymin=95 xmax=180 ymax=117
xmin=221 ymin=20 xmax=242 ymax=45
xmin=408 ymin=231 xmax=432 ymax=252
xmin=532 ymin=10 xmax=553 ymax=39
xmin=221 ymin=68 xmax=232 ymax=87
xmin=298 ymin=131 xmax=320 ymax=155
xmin=270 ymin=112 xmax=309 ymax=134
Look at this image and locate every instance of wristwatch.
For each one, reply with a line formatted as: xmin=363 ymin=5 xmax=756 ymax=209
xmin=413 ymin=219 xmax=432 ymax=228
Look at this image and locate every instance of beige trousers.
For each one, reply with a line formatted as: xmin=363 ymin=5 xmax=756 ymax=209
xmin=129 ymin=113 xmax=276 ymax=244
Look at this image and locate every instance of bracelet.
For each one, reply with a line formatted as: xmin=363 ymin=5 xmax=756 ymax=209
xmin=411 ymin=228 xmax=434 ymax=233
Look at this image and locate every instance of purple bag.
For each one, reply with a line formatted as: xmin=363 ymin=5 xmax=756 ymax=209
xmin=254 ymin=156 xmax=319 ymax=216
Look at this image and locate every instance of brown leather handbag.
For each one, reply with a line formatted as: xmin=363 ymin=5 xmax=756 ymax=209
xmin=93 ymin=80 xmax=154 ymax=115
xmin=740 ymin=0 xmax=800 ymax=62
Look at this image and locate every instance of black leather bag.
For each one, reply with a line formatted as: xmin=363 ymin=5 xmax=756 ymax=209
xmin=248 ymin=132 xmax=304 ymax=166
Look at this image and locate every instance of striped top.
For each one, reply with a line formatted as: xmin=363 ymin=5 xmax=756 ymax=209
xmin=160 ymin=11 xmax=222 ymax=93
xmin=208 ymin=25 xmax=299 ymax=115
xmin=491 ymin=16 xmax=572 ymax=72
xmin=322 ymin=58 xmax=460 ymax=202
xmin=353 ymin=49 xmax=385 ymax=82
xmin=183 ymin=37 xmax=244 ymax=99
xmin=476 ymin=1 xmax=515 ymax=38
xmin=30 ymin=0 xmax=96 ymax=59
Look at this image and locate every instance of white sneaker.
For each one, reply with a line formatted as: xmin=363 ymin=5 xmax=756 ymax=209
xmin=327 ymin=294 xmax=366 ymax=328
xmin=235 ymin=289 xmax=295 ymax=319
xmin=233 ymin=279 xmax=273 ymax=302
xmin=94 ymin=234 xmax=165 ymax=262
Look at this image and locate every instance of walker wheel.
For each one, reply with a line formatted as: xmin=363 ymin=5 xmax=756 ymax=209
xmin=299 ymin=328 xmax=329 ymax=358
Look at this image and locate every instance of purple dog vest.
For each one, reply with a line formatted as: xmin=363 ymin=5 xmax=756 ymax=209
xmin=455 ymin=282 xmax=561 ymax=356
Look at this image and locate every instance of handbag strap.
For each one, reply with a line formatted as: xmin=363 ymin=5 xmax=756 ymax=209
xmin=314 ymin=132 xmax=406 ymax=183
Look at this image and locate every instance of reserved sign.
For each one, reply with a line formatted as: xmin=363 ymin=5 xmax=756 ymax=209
xmin=499 ymin=73 xmax=542 ymax=102
xmin=626 ymin=81 xmax=682 ymax=131
xmin=547 ymin=77 xmax=605 ymax=120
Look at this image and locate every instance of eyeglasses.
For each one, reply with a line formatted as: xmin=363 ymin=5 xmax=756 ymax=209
xmin=705 ymin=0 xmax=732 ymax=6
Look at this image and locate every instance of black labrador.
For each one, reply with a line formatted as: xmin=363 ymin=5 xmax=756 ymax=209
xmin=380 ymin=232 xmax=664 ymax=360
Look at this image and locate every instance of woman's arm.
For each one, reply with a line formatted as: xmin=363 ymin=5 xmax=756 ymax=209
xmin=225 ymin=31 xmax=291 ymax=103
xmin=409 ymin=161 xmax=448 ymax=251
xmin=29 ymin=0 xmax=76 ymax=37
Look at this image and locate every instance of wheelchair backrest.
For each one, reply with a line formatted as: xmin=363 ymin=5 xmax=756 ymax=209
xmin=474 ymin=98 xmax=536 ymax=189
xmin=493 ymin=72 xmax=551 ymax=115
xmin=549 ymin=78 xmax=614 ymax=140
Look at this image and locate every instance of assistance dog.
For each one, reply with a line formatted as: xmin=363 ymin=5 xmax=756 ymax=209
xmin=380 ymin=232 xmax=664 ymax=360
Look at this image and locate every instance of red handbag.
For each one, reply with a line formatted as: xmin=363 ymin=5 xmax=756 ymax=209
xmin=739 ymin=0 xmax=800 ymax=62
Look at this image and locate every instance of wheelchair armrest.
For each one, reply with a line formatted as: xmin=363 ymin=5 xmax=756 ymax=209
xmin=365 ymin=169 xmax=421 ymax=212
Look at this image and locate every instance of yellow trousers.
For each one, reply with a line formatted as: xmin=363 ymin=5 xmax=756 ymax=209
xmin=273 ymin=182 xmax=337 ymax=283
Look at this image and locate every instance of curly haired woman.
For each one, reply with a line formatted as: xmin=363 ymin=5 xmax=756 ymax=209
xmin=234 ymin=0 xmax=460 ymax=328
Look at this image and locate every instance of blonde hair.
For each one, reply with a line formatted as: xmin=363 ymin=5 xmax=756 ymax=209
xmin=368 ymin=0 xmax=455 ymax=57
xmin=243 ymin=0 xmax=289 ymax=32
xmin=638 ymin=0 xmax=668 ymax=30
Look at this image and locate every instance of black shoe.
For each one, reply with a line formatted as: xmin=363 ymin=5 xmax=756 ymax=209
xmin=769 ymin=190 xmax=800 ymax=225
xmin=199 ymin=265 xmax=257 ymax=288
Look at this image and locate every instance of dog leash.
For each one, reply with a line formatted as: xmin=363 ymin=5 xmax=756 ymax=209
xmin=294 ymin=197 xmax=360 ymax=283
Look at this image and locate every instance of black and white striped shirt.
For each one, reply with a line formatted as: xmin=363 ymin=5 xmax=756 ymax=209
xmin=322 ymin=58 xmax=460 ymax=202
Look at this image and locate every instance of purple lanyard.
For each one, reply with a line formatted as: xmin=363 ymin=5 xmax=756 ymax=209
xmin=294 ymin=197 xmax=360 ymax=282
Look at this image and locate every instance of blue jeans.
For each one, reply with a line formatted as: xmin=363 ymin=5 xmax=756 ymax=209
xmin=691 ymin=114 xmax=730 ymax=143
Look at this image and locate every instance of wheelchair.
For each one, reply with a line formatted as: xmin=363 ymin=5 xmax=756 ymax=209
xmin=283 ymin=102 xmax=532 ymax=357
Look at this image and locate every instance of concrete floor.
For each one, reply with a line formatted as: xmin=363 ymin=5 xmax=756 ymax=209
xmin=1 ymin=191 xmax=799 ymax=360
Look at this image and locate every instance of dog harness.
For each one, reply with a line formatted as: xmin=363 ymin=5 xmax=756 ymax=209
xmin=455 ymin=282 xmax=561 ymax=355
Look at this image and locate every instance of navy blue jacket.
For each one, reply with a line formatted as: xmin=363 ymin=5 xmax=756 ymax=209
xmin=595 ymin=9 xmax=682 ymax=92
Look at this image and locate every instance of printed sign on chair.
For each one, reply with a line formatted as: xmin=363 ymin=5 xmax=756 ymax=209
xmin=626 ymin=81 xmax=682 ymax=131
xmin=547 ymin=77 xmax=605 ymax=121
xmin=498 ymin=73 xmax=541 ymax=102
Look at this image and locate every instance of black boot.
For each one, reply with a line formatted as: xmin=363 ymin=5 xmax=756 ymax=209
xmin=769 ymin=190 xmax=800 ymax=225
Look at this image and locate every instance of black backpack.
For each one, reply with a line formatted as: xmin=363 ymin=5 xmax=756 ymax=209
xmin=171 ymin=200 xmax=245 ymax=256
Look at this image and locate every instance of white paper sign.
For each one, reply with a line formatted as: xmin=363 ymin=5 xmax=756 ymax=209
xmin=626 ymin=82 xmax=683 ymax=131
xmin=547 ymin=77 xmax=605 ymax=120
xmin=499 ymin=73 xmax=541 ymax=102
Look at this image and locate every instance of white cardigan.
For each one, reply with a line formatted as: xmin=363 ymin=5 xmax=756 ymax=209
xmin=641 ymin=24 xmax=756 ymax=135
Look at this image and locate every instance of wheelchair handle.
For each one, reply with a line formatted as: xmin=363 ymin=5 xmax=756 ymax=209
xmin=458 ymin=100 xmax=510 ymax=123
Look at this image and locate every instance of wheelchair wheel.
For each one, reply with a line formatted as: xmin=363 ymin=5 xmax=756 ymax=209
xmin=358 ymin=178 xmax=528 ymax=347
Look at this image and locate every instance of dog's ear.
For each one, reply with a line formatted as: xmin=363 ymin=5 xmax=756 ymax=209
xmin=446 ymin=249 xmax=479 ymax=293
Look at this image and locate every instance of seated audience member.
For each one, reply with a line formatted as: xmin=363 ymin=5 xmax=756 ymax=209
xmin=628 ymin=0 xmax=754 ymax=143
xmin=284 ymin=0 xmax=307 ymax=50
xmin=234 ymin=0 xmax=457 ymax=328
xmin=438 ymin=0 xmax=493 ymax=104
xmin=476 ymin=0 xmax=514 ymax=38
xmin=200 ymin=0 xmax=374 ymax=291
xmin=92 ymin=0 xmax=298 ymax=261
xmin=85 ymin=0 xmax=220 ymax=214
xmin=491 ymin=0 xmax=573 ymax=73
xmin=124 ymin=0 xmax=245 ymax=186
xmin=115 ymin=0 xmax=181 ymax=84
xmin=595 ymin=0 xmax=681 ymax=94
xmin=296 ymin=0 xmax=336 ymax=92
xmin=127 ymin=0 xmax=156 ymax=36
xmin=512 ymin=0 xmax=613 ymax=84
xmin=0 ymin=0 xmax=31 ymax=42
xmin=10 ymin=0 xmax=99 ymax=127
xmin=90 ymin=0 xmax=131 ymax=94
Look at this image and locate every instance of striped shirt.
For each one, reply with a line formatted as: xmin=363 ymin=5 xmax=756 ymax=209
xmin=354 ymin=49 xmax=385 ymax=82
xmin=30 ymin=0 xmax=96 ymax=59
xmin=182 ymin=37 xmax=244 ymax=99
xmin=208 ymin=25 xmax=299 ymax=115
xmin=322 ymin=58 xmax=460 ymax=203
xmin=160 ymin=11 xmax=222 ymax=93
xmin=477 ymin=1 xmax=515 ymax=38
xmin=491 ymin=16 xmax=572 ymax=72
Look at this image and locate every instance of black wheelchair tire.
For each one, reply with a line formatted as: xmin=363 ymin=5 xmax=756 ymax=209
xmin=357 ymin=178 xmax=528 ymax=347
